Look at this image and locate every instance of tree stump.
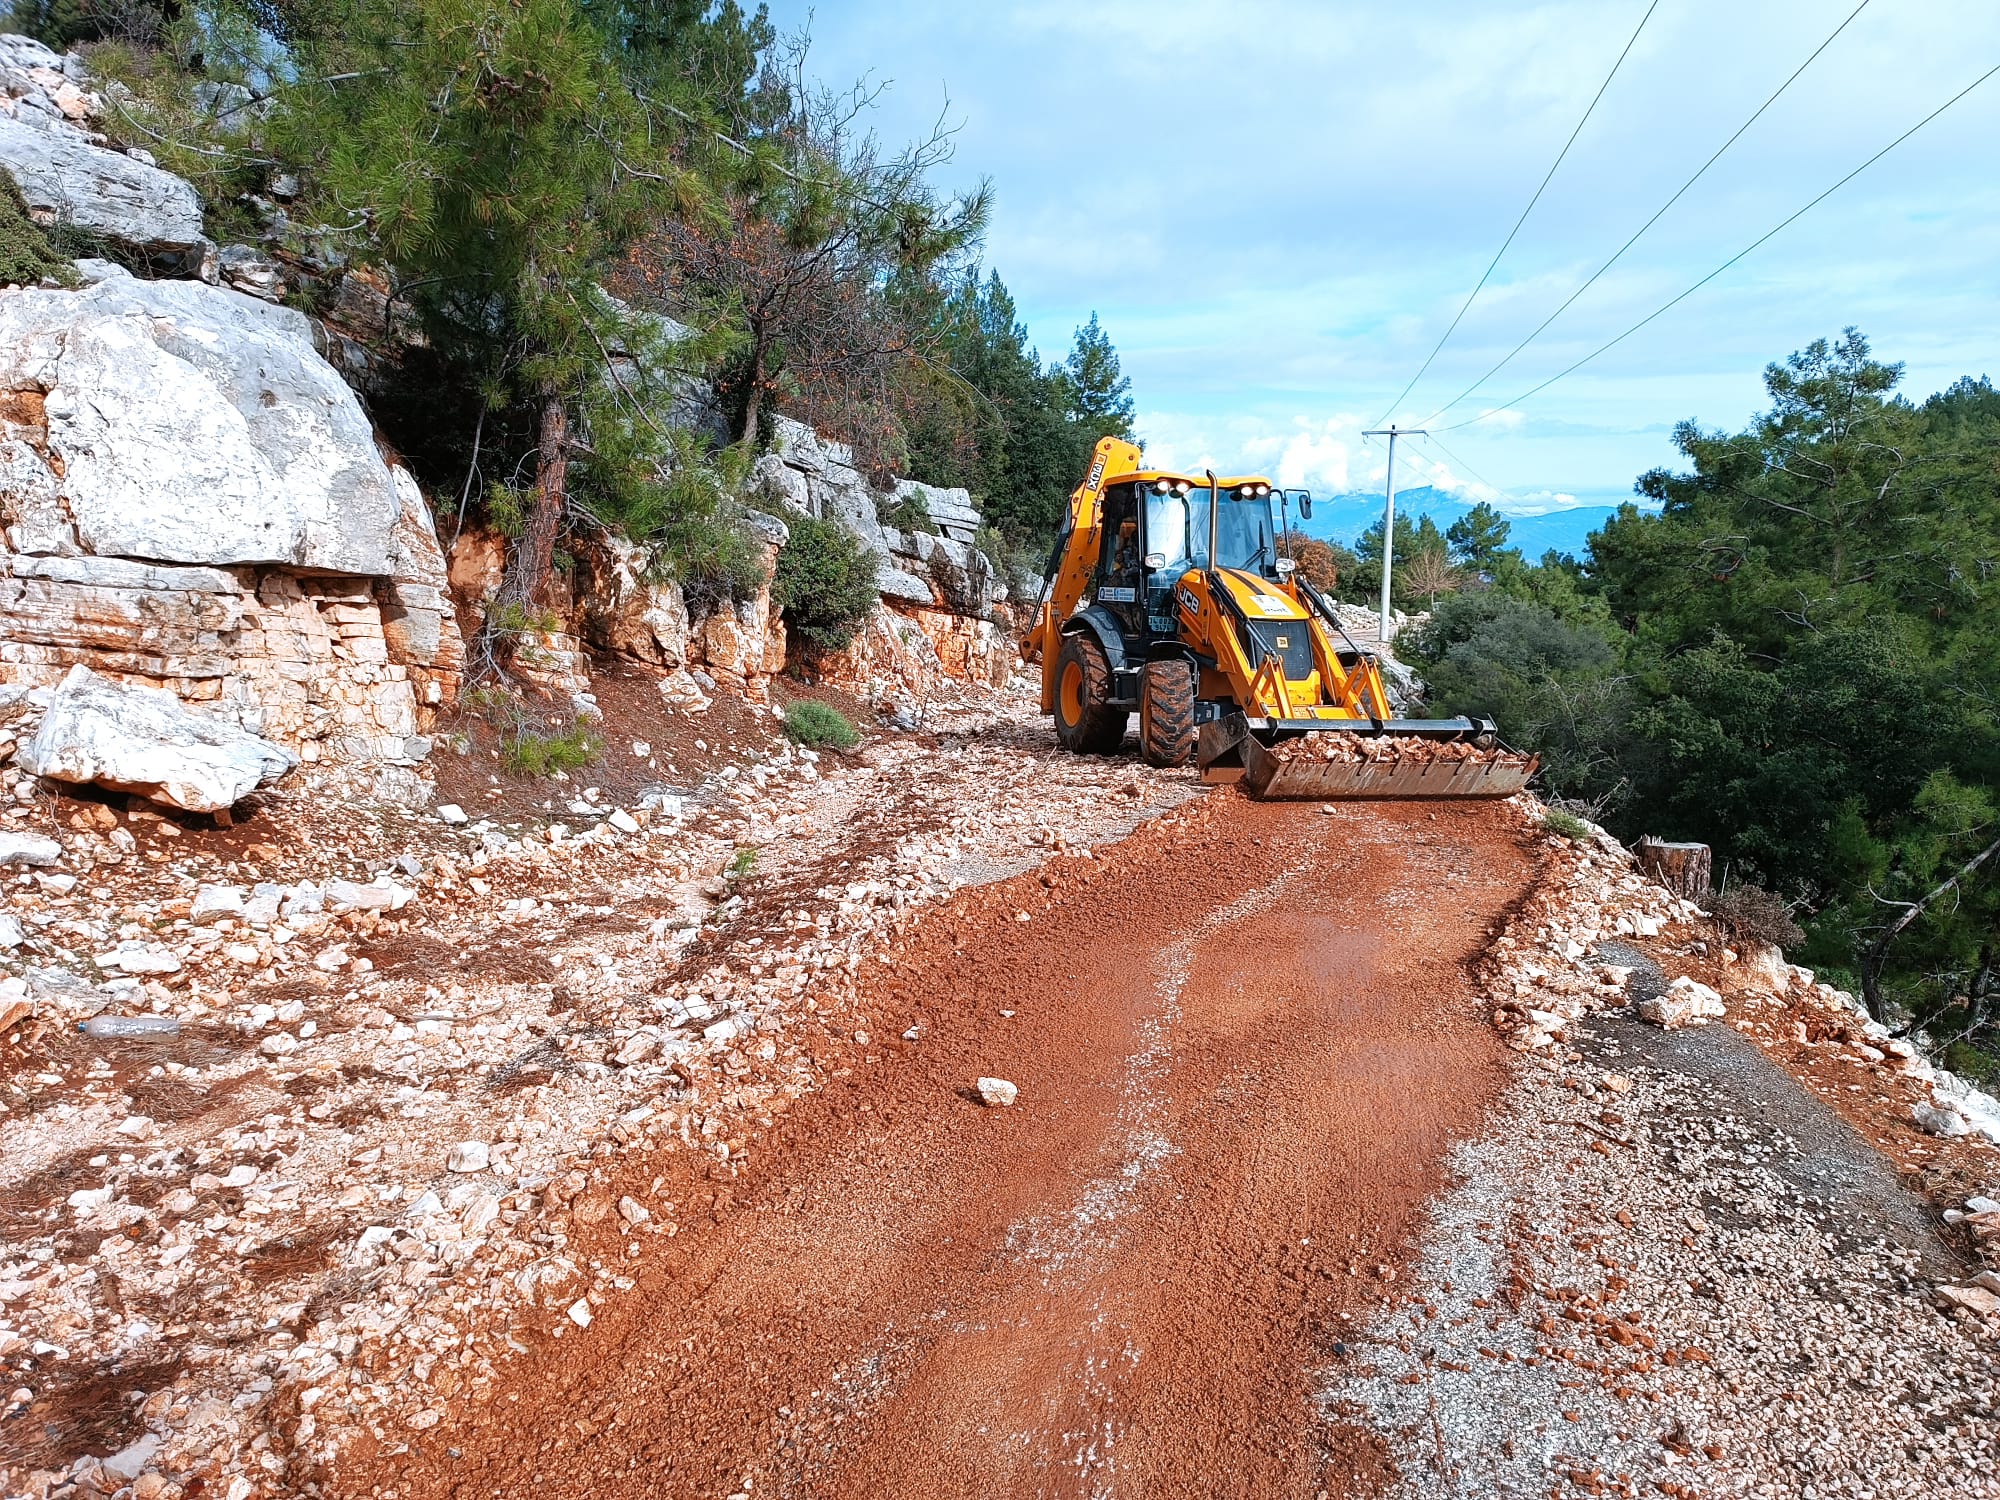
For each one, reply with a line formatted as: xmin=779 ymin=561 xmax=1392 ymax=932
xmin=1636 ymin=837 xmax=1711 ymax=900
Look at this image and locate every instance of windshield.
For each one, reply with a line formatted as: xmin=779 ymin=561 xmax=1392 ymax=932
xmin=1187 ymin=492 xmax=1275 ymax=574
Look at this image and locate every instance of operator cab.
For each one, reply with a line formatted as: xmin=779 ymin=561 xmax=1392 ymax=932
xmin=1084 ymin=471 xmax=1317 ymax=707
xmin=1090 ymin=471 xmax=1303 ymax=629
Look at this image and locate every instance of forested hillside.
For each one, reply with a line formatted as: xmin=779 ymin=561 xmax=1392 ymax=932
xmin=1405 ymin=331 xmax=2000 ymax=1075
xmin=3 ymin=0 xmax=1131 ymax=607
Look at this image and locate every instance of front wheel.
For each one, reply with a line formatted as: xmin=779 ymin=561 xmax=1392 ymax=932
xmin=1139 ymin=658 xmax=1196 ymax=767
xmin=1053 ymin=632 xmax=1129 ymax=754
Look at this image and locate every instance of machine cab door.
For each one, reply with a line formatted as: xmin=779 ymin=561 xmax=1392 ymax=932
xmin=1142 ymin=487 xmax=1192 ymax=632
xmin=1093 ymin=483 xmax=1147 ymax=636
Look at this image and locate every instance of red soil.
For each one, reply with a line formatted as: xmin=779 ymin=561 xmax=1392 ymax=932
xmin=332 ymin=795 xmax=1541 ymax=1500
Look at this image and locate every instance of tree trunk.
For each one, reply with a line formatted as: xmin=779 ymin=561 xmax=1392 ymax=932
xmin=498 ymin=389 xmax=569 ymax=611
xmin=738 ymin=328 xmax=766 ymax=446
xmin=1636 ymin=837 xmax=1712 ymax=902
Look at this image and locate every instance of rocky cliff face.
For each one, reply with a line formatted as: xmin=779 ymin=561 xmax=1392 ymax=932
xmin=0 ymin=32 xmax=1012 ymax=789
xmin=0 ymin=263 xmax=464 ymax=763
xmin=0 ymin=34 xmax=208 ymax=275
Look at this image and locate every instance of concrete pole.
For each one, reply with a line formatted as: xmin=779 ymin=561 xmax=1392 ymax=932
xmin=1362 ymin=425 xmax=1424 ymax=647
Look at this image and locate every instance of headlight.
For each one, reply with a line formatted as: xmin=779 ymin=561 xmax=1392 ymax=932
xmin=1238 ymin=485 xmax=1255 ymax=500
xmin=1175 ymin=481 xmax=1191 ymax=496
xmin=1259 ymin=484 xmax=1272 ymax=497
xmin=1154 ymin=479 xmax=1171 ymax=493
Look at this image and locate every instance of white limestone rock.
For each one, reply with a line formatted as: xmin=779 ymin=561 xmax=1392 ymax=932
xmin=16 ymin=664 xmax=297 ymax=812
xmin=976 ymin=1076 xmax=1018 ymax=1107
xmin=0 ymin=277 xmax=401 ymax=574
xmin=0 ymin=112 xmax=205 ymax=268
xmin=0 ymin=830 xmax=60 ymax=867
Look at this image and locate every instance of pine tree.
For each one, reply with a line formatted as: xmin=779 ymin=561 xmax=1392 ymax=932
xmin=1057 ymin=312 xmax=1133 ymax=438
xmin=1447 ymin=501 xmax=1513 ymax=569
xmin=265 ymin=0 xmax=718 ymax=609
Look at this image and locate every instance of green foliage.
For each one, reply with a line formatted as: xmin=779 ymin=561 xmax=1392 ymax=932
xmin=5 ymin=0 xmax=172 ymax=47
xmin=0 ymin=177 xmax=77 ymax=287
xmin=1548 ymin=328 xmax=2000 ymax=1038
xmin=1941 ymin=1041 xmax=2000 ymax=1089
xmin=1447 ymin=501 xmax=1512 ymax=569
xmin=1053 ymin=312 xmax=1134 ymax=438
xmin=503 ymin=718 xmax=604 ymax=776
xmin=898 ymin=270 xmax=1134 ymax=559
xmin=1404 ymin=592 xmax=1629 ymax=807
xmin=781 ymin=699 xmax=859 ymax=749
xmin=771 ymin=510 xmax=878 ymax=651
xmin=1542 ymin=808 xmax=1590 ymax=841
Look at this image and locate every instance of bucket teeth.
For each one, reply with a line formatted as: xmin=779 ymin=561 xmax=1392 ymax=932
xmin=1220 ymin=731 xmax=1538 ymax=801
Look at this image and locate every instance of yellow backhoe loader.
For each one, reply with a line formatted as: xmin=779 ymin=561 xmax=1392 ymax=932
xmin=1020 ymin=436 xmax=1537 ymax=800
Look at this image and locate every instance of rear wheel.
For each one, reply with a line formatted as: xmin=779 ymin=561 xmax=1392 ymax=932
xmin=1139 ymin=658 xmax=1196 ymax=767
xmin=1053 ymin=632 xmax=1128 ymax=754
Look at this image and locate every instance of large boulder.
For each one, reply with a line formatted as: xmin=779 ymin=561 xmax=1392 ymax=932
xmin=0 ymin=35 xmax=208 ymax=272
xmin=18 ymin=664 xmax=297 ymax=811
xmin=0 ymin=270 xmax=400 ymax=573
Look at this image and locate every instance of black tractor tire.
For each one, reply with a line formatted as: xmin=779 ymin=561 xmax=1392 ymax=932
xmin=1139 ymin=658 xmax=1197 ymax=768
xmin=1053 ymin=632 xmax=1129 ymax=755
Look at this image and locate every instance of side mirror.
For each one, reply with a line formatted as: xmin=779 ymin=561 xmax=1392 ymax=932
xmin=1297 ymin=491 xmax=1313 ymax=520
xmin=1275 ymin=557 xmax=1298 ymax=577
xmin=1142 ymin=551 xmax=1167 ymax=570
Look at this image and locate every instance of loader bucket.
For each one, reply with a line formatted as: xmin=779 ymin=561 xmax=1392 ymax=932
xmin=1197 ymin=714 xmax=1538 ymax=801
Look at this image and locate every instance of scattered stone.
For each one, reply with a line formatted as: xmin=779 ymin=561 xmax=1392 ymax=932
xmin=436 ymin=803 xmax=468 ymax=825
xmin=1912 ymin=1101 xmax=1972 ymax=1138
xmin=1635 ymin=976 xmax=1725 ymax=1029
xmin=0 ymin=831 xmax=60 ymax=867
xmin=976 ymin=1077 xmax=1019 ymax=1107
xmin=447 ymin=1141 xmax=491 ymax=1173
xmin=567 ymin=1299 xmax=593 ymax=1328
xmin=617 ymin=1196 xmax=650 ymax=1225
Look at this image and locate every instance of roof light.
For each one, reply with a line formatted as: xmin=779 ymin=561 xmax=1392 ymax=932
xmin=1257 ymin=484 xmax=1271 ymax=497
xmin=1154 ymin=479 xmax=1171 ymax=493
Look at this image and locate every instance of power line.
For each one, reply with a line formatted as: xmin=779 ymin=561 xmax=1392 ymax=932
xmin=1421 ymin=431 xmax=1506 ymax=502
xmin=1440 ymin=60 xmax=2000 ymax=433
xmin=1370 ymin=0 xmax=1661 ymax=428
xmin=1416 ymin=0 xmax=1874 ymax=429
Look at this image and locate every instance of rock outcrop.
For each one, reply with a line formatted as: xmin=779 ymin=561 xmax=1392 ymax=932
xmin=0 ymin=35 xmax=208 ymax=273
xmin=18 ymin=663 xmax=296 ymax=811
xmin=0 ymin=265 xmax=463 ymax=763
xmin=757 ymin=416 xmax=1006 ymax=620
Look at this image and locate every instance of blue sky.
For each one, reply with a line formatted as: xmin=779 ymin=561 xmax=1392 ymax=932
xmin=764 ymin=1 xmax=2000 ymax=513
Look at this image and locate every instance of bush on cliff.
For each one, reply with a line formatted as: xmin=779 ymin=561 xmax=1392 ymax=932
xmin=773 ymin=513 xmax=878 ymax=652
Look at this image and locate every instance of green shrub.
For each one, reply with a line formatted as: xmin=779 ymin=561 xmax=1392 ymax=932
xmin=0 ymin=177 xmax=76 ymax=288
xmin=773 ymin=512 xmax=879 ymax=651
xmin=726 ymin=846 xmax=758 ymax=877
xmin=502 ymin=719 xmax=602 ymax=776
xmin=1542 ymin=807 xmax=1590 ymax=841
xmin=782 ymin=699 xmax=860 ymax=749
xmin=673 ymin=512 xmax=766 ymax=615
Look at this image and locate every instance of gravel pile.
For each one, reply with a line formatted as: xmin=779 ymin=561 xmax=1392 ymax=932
xmin=1333 ymin=1010 xmax=2000 ymax=1499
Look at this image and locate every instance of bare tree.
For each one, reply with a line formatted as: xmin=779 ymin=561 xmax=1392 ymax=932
xmin=1401 ymin=547 xmax=1461 ymax=609
xmin=625 ymin=41 xmax=989 ymax=476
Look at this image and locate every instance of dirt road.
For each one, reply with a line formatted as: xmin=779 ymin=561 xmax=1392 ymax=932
xmin=337 ymin=795 xmax=1539 ymax=1499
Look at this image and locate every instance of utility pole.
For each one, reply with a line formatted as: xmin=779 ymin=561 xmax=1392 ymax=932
xmin=1361 ymin=424 xmax=1424 ymax=648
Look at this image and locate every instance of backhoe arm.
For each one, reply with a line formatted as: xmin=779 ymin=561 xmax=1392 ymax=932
xmin=1024 ymin=435 xmax=1143 ymax=713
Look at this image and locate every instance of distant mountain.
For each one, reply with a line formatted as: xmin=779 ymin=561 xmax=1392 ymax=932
xmin=1290 ymin=486 xmax=1629 ymax=562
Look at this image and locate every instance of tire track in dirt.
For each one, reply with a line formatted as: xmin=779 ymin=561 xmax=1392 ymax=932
xmin=333 ymin=795 xmax=1540 ymax=1500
